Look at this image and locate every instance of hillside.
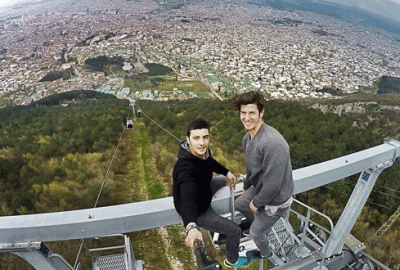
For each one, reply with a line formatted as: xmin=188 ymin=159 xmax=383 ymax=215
xmin=378 ymin=76 xmax=400 ymax=94
xmin=0 ymin=91 xmax=399 ymax=269
xmin=301 ymin=93 xmax=400 ymax=140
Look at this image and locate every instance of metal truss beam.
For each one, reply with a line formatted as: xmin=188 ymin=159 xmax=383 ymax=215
xmin=10 ymin=243 xmax=74 ymax=270
xmin=322 ymin=160 xmax=393 ymax=258
xmin=292 ymin=139 xmax=400 ymax=194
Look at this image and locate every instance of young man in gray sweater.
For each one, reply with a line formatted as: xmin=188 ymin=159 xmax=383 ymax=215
xmin=232 ymin=91 xmax=294 ymax=259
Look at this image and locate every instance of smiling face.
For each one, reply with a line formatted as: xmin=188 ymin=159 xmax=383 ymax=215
xmin=240 ymin=103 xmax=264 ymax=134
xmin=187 ymin=128 xmax=210 ymax=159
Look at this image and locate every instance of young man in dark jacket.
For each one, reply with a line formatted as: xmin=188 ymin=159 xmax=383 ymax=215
xmin=173 ymin=119 xmax=252 ymax=268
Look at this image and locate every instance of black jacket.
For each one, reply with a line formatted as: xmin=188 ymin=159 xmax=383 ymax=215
xmin=172 ymin=141 xmax=229 ymax=227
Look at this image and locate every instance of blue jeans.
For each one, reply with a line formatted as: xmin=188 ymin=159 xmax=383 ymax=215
xmin=196 ymin=175 xmax=241 ymax=263
xmin=235 ymin=186 xmax=288 ymax=257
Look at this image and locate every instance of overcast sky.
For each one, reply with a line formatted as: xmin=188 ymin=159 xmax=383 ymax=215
xmin=322 ymin=0 xmax=400 ymax=23
xmin=0 ymin=0 xmax=24 ymax=7
xmin=0 ymin=0 xmax=32 ymax=8
xmin=0 ymin=0 xmax=400 ymax=23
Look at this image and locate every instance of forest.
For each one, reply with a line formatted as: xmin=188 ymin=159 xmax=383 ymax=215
xmin=84 ymin=56 xmax=124 ymax=75
xmin=378 ymin=75 xmax=400 ymax=94
xmin=39 ymin=68 xmax=75 ymax=82
xmin=144 ymin=63 xmax=173 ymax=76
xmin=0 ymin=90 xmax=399 ymax=269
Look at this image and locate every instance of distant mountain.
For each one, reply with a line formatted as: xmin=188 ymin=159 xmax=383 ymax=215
xmin=249 ymin=0 xmax=400 ymax=35
xmin=0 ymin=0 xmax=51 ymax=9
xmin=316 ymin=0 xmax=400 ymax=25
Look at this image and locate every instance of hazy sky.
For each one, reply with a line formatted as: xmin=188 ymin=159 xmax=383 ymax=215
xmin=0 ymin=0 xmax=30 ymax=8
xmin=322 ymin=0 xmax=400 ymax=23
xmin=0 ymin=0 xmax=400 ymax=23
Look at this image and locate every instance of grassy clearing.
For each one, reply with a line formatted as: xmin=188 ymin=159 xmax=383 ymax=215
xmin=123 ymin=71 xmax=212 ymax=98
xmin=138 ymin=125 xmax=165 ymax=199
xmin=131 ymin=122 xmax=201 ymax=269
xmin=123 ymin=122 xmax=171 ymax=269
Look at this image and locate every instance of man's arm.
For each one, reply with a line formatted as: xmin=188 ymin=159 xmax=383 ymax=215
xmin=178 ymin=172 xmax=199 ymax=227
xmin=177 ymin=171 xmax=203 ymax=248
xmin=242 ymin=134 xmax=251 ymax=190
xmin=210 ymin=157 xmax=237 ymax=187
xmin=210 ymin=157 xmax=229 ymax=176
xmin=243 ymin=175 xmax=251 ymax=190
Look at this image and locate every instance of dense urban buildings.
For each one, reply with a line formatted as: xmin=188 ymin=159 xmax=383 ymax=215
xmin=0 ymin=0 xmax=399 ymax=105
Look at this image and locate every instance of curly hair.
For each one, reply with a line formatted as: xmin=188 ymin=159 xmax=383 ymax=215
xmin=231 ymin=91 xmax=266 ymax=113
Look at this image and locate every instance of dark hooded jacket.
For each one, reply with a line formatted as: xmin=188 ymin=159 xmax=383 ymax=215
xmin=173 ymin=141 xmax=229 ymax=227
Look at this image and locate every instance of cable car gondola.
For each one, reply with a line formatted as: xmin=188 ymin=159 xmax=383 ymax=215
xmin=126 ymin=119 xmax=134 ymax=130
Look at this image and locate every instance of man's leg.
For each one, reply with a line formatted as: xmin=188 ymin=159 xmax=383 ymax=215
xmin=210 ymin=175 xmax=227 ymax=195
xmin=197 ymin=207 xmax=241 ymax=264
xmin=250 ymin=207 xmax=288 ymax=257
xmin=234 ymin=186 xmax=256 ymax=224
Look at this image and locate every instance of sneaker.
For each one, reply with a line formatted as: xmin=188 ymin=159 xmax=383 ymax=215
xmin=246 ymin=250 xmax=274 ymax=260
xmin=242 ymin=229 xmax=250 ymax=236
xmin=224 ymin=257 xmax=252 ymax=268
xmin=246 ymin=250 xmax=261 ymax=260
xmin=263 ymin=251 xmax=274 ymax=259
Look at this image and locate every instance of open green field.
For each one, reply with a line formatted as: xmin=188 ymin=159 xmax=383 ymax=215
xmin=124 ymin=74 xmax=212 ymax=98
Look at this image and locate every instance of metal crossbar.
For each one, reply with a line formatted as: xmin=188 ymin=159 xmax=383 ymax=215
xmin=376 ymin=206 xmax=400 ymax=235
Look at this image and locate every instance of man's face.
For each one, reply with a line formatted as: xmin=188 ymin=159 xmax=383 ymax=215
xmin=187 ymin=128 xmax=210 ymax=159
xmin=240 ymin=104 xmax=264 ymax=132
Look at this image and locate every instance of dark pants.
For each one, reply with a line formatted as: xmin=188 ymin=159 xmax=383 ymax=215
xmin=197 ymin=175 xmax=241 ymax=263
xmin=235 ymin=186 xmax=288 ymax=257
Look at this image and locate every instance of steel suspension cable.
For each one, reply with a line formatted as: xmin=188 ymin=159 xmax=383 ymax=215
xmin=94 ymin=128 xmax=126 ymax=208
xmin=74 ymin=127 xmax=126 ymax=268
xmin=372 ymin=182 xmax=400 ymax=194
xmin=344 ymin=181 xmax=400 ymax=200
xmin=323 ymin=186 xmax=397 ymax=211
xmin=140 ymin=108 xmax=182 ymax=142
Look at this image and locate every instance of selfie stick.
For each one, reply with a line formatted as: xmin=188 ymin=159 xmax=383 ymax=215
xmin=230 ymin=186 xmax=236 ymax=223
xmin=193 ymin=240 xmax=224 ymax=270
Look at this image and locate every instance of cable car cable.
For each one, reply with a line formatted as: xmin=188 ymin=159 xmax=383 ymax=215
xmin=74 ymin=124 xmax=126 ymax=268
xmin=347 ymin=175 xmax=400 ymax=195
xmin=324 ymin=186 xmax=397 ymax=211
xmin=343 ymin=181 xmax=400 ymax=200
xmin=373 ymin=183 xmax=400 ymax=194
xmin=94 ymin=129 xmax=126 ymax=208
xmin=139 ymin=108 xmax=182 ymax=142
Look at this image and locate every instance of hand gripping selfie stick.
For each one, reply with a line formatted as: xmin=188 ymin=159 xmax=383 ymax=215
xmin=193 ymin=240 xmax=224 ymax=270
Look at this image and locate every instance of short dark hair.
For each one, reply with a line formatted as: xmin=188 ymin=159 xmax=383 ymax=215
xmin=186 ymin=119 xmax=210 ymax=137
xmin=231 ymin=91 xmax=266 ymax=113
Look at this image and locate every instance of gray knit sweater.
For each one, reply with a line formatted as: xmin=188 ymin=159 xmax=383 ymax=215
xmin=243 ymin=123 xmax=294 ymax=208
